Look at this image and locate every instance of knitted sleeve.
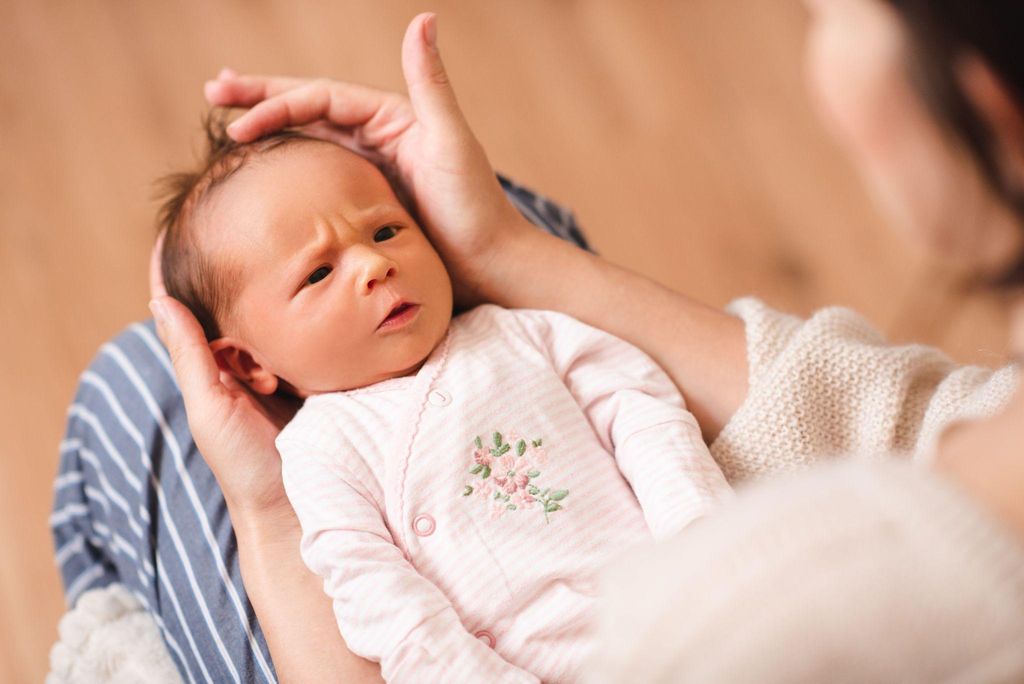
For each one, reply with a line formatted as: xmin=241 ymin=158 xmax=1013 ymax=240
xmin=590 ymin=459 xmax=1024 ymax=682
xmin=710 ymin=298 xmax=1018 ymax=483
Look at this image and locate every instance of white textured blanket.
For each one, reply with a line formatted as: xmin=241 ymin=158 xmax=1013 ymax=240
xmin=47 ymin=584 xmax=182 ymax=684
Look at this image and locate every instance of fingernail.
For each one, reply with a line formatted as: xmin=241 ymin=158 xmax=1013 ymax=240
xmin=424 ymin=14 xmax=438 ymax=49
xmin=149 ymin=298 xmax=167 ymax=326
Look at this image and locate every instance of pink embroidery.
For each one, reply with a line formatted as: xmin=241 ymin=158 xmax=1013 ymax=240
xmin=473 ymin=448 xmax=492 ymax=467
xmin=461 ymin=432 xmax=569 ymax=523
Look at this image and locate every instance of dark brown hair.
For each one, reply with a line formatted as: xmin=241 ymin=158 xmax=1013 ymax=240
xmin=156 ymin=113 xmax=321 ymax=340
xmin=885 ymin=0 xmax=1024 ymax=284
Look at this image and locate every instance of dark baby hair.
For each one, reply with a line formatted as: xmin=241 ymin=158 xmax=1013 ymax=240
xmin=156 ymin=113 xmax=322 ymax=341
xmin=884 ymin=0 xmax=1024 ymax=285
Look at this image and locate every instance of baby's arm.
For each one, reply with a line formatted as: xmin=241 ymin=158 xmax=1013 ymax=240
xmin=278 ymin=435 xmax=539 ymax=684
xmin=514 ymin=309 xmax=732 ymax=539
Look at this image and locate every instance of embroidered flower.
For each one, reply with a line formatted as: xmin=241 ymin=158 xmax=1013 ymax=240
xmin=494 ymin=454 xmax=531 ymax=493
xmin=473 ymin=448 xmax=492 ymax=467
xmin=475 ymin=479 xmax=495 ymax=501
xmin=513 ymin=490 xmax=536 ymax=509
xmin=461 ymin=431 xmax=569 ymax=523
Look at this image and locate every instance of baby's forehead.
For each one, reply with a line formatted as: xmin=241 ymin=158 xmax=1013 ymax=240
xmin=193 ymin=140 xmax=398 ymax=254
xmin=210 ymin=140 xmax=388 ymax=209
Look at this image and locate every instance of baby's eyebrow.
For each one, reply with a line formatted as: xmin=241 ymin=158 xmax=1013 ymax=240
xmin=284 ymin=233 xmax=334 ymax=287
xmin=353 ymin=202 xmax=403 ymax=225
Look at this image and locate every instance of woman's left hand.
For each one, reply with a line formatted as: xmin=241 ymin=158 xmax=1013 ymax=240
xmin=148 ymin=234 xmax=300 ymax=518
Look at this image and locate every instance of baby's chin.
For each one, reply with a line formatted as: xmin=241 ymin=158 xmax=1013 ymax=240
xmin=288 ymin=352 xmax=434 ymax=397
xmin=287 ymin=314 xmax=450 ymax=396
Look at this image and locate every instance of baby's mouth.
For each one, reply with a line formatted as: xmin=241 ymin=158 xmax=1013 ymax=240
xmin=377 ymin=301 xmax=420 ymax=330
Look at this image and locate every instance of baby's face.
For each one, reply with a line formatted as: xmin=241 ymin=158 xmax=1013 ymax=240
xmin=201 ymin=141 xmax=453 ymax=395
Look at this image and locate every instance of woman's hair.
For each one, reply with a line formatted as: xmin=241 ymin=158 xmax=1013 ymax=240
xmin=156 ymin=113 xmax=321 ymax=341
xmin=883 ymin=0 xmax=1024 ymax=285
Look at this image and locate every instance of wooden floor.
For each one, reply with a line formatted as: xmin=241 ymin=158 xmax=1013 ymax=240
xmin=1 ymin=1 xmax=1011 ymax=680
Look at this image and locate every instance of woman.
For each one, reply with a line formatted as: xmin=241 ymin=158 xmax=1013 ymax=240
xmin=149 ymin=2 xmax=1024 ymax=681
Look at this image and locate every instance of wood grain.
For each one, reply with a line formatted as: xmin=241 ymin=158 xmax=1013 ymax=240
xmin=0 ymin=1 xmax=1008 ymax=680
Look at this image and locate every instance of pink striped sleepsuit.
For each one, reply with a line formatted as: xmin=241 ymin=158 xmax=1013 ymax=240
xmin=277 ymin=304 xmax=731 ymax=682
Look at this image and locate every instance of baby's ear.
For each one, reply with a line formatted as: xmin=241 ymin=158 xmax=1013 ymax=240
xmin=209 ymin=338 xmax=279 ymax=395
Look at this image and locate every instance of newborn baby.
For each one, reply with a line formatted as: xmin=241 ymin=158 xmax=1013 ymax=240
xmin=159 ymin=118 xmax=732 ymax=683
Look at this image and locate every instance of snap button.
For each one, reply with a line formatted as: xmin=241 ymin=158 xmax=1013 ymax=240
xmin=474 ymin=630 xmax=496 ymax=648
xmin=428 ymin=389 xmax=451 ymax=406
xmin=412 ymin=514 xmax=436 ymax=537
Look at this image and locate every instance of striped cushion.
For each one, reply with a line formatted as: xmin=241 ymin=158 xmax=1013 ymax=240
xmin=51 ymin=176 xmax=587 ymax=684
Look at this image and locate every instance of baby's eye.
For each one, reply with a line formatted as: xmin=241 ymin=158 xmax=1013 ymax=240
xmin=373 ymin=225 xmax=399 ymax=242
xmin=306 ymin=266 xmax=332 ymax=285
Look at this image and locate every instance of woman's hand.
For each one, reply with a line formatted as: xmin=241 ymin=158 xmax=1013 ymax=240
xmin=205 ymin=13 xmax=532 ymax=306
xmin=204 ymin=13 xmax=749 ymax=437
xmin=149 ymin=234 xmax=300 ymax=518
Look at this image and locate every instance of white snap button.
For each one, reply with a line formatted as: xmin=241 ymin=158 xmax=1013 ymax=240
xmin=428 ymin=389 xmax=451 ymax=406
xmin=412 ymin=514 xmax=436 ymax=537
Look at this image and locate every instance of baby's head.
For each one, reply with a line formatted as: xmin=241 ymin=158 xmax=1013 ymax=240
xmin=158 ymin=115 xmax=453 ymax=397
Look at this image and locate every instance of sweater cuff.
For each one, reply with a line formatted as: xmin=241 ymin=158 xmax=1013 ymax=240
xmin=722 ymin=297 xmax=803 ymax=391
xmin=710 ymin=298 xmax=804 ymax=482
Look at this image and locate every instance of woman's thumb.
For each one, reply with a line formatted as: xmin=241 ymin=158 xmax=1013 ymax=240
xmin=150 ymin=296 xmax=221 ymax=401
xmin=401 ymin=13 xmax=465 ymax=132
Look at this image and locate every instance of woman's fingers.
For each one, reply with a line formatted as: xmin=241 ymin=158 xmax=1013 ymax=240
xmin=150 ymin=296 xmax=223 ymax=407
xmin=224 ymin=80 xmax=392 ymax=143
xmin=204 ymin=73 xmax=306 ymax=108
xmin=401 ymin=13 xmax=466 ymax=136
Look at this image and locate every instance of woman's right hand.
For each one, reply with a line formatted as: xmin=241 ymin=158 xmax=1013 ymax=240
xmin=204 ymin=12 xmax=534 ymax=306
xmin=206 ymin=12 xmax=750 ymax=437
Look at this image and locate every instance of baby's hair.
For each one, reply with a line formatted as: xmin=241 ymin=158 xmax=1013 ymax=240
xmin=156 ymin=111 xmax=322 ymax=341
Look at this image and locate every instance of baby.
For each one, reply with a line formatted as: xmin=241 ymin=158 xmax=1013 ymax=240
xmin=159 ymin=117 xmax=732 ymax=682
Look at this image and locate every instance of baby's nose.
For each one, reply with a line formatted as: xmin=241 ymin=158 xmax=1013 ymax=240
xmin=358 ymin=251 xmax=397 ymax=293
xmin=364 ymin=265 xmax=396 ymax=292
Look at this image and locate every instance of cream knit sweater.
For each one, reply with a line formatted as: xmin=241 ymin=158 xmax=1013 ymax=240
xmin=591 ymin=299 xmax=1024 ymax=682
xmin=50 ymin=300 xmax=1024 ymax=682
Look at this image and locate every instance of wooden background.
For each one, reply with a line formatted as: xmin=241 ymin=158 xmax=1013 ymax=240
xmin=0 ymin=1 xmax=1011 ymax=680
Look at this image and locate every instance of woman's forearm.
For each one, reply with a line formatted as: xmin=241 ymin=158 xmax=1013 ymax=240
xmin=490 ymin=228 xmax=748 ymax=439
xmin=232 ymin=505 xmax=383 ymax=684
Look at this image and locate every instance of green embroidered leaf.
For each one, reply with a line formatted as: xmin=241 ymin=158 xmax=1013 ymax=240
xmin=527 ymin=485 xmax=539 ymax=495
xmin=550 ymin=489 xmax=569 ymax=501
xmin=494 ymin=491 xmax=502 ymax=500
xmin=507 ymin=504 xmax=517 ymax=511
xmin=527 ymin=470 xmax=540 ymax=479
xmin=481 ymin=465 xmax=491 ymax=479
xmin=535 ymin=439 xmax=543 ymax=447
xmin=497 ymin=443 xmax=511 ymax=456
xmin=462 ymin=486 xmax=473 ymax=496
xmin=516 ymin=440 xmax=526 ymax=457
xmin=532 ymin=439 xmax=540 ymax=448
xmin=493 ymin=432 xmax=502 ymax=448
xmin=470 ymin=464 xmax=483 ymax=475
xmin=474 ymin=435 xmax=483 ymax=449
xmin=545 ymin=501 xmax=562 ymax=513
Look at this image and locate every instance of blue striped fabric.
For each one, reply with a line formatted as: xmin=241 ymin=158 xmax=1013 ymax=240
xmin=50 ymin=176 xmax=587 ymax=684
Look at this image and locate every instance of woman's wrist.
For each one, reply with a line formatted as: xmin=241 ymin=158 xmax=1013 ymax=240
xmin=228 ymin=496 xmax=301 ymax=548
xmin=476 ymin=219 xmax=570 ymax=308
